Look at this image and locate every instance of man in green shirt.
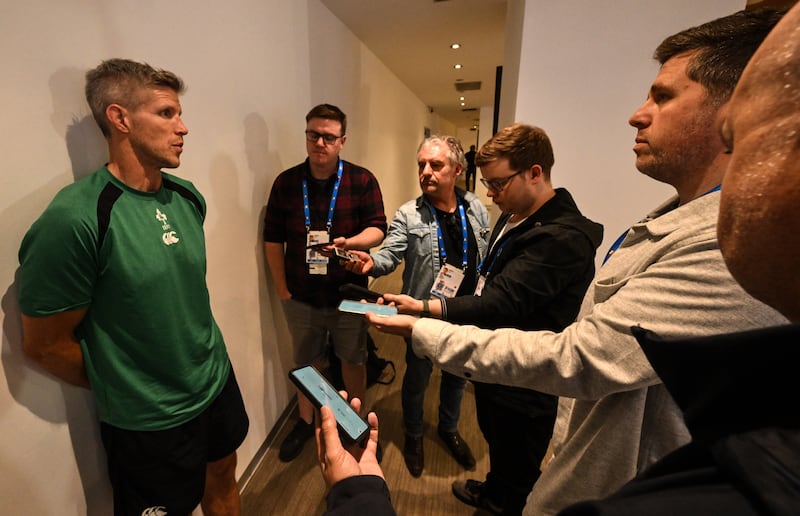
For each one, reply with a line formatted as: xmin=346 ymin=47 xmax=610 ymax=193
xmin=18 ymin=59 xmax=248 ymax=516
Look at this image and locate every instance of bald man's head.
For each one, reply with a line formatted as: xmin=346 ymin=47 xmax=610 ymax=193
xmin=718 ymin=5 xmax=800 ymax=321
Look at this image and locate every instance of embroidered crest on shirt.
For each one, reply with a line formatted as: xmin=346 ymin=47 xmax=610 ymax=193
xmin=141 ymin=507 xmax=168 ymax=516
xmin=156 ymin=208 xmax=180 ymax=246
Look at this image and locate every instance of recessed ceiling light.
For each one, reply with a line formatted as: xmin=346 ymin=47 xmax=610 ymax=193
xmin=460 ymin=102 xmax=465 ymax=106
xmin=454 ymin=64 xmax=462 ymax=69
xmin=450 ymin=43 xmax=460 ymax=49
xmin=459 ymin=96 xmax=465 ymax=101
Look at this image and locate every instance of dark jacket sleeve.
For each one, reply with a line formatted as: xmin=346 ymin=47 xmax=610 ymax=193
xmin=444 ymin=226 xmax=596 ymax=332
xmin=324 ymin=475 xmax=396 ymax=516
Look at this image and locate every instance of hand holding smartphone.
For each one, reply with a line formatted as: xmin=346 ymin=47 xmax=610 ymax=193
xmin=289 ymin=365 xmax=369 ymax=444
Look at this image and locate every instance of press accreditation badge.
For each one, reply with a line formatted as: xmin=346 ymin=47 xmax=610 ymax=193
xmin=307 ymin=230 xmax=329 ymax=275
xmin=430 ymin=265 xmax=464 ymax=299
xmin=474 ymin=275 xmax=486 ymax=296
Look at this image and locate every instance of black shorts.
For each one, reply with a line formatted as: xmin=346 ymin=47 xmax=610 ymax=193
xmin=100 ymin=366 xmax=249 ymax=516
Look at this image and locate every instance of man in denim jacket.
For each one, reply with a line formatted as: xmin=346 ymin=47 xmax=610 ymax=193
xmin=347 ymin=135 xmax=490 ymax=477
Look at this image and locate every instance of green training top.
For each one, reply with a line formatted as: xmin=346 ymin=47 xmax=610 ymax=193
xmin=18 ymin=167 xmax=230 ymax=431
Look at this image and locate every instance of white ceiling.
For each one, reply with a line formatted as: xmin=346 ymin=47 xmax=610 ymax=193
xmin=321 ymin=0 xmax=507 ymax=129
xmin=320 ymin=0 xmax=796 ymax=131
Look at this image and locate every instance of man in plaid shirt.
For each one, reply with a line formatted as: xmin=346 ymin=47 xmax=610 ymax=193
xmin=263 ymin=104 xmax=387 ymax=462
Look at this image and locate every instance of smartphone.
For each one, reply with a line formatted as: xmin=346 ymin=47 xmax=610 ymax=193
xmin=332 ymin=248 xmax=358 ymax=262
xmin=339 ymin=283 xmax=382 ymax=302
xmin=338 ymin=299 xmax=398 ymax=316
xmin=305 ymin=242 xmax=330 ymax=251
xmin=289 ymin=365 xmax=369 ymax=444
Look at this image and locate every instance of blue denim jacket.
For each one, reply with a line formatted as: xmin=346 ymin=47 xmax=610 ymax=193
xmin=371 ymin=189 xmax=490 ymax=298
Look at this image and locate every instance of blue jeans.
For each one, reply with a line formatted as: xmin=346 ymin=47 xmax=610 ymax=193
xmin=401 ymin=337 xmax=466 ymax=437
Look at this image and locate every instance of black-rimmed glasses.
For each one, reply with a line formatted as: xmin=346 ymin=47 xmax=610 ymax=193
xmin=480 ymin=169 xmax=524 ymax=192
xmin=305 ymin=130 xmax=342 ymax=145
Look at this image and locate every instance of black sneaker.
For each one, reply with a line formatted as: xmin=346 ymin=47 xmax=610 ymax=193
xmin=403 ymin=434 xmax=424 ymax=477
xmin=279 ymin=419 xmax=314 ymax=462
xmin=438 ymin=428 xmax=476 ymax=469
xmin=452 ymin=479 xmax=503 ymax=514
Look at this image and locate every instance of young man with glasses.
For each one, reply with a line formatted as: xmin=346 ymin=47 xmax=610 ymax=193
xmin=383 ymin=124 xmax=603 ymax=513
xmin=263 ymin=103 xmax=387 ymax=462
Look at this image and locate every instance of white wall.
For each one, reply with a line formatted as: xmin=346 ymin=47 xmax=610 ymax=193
xmin=0 ymin=1 xmax=437 ymax=514
xmin=505 ymin=0 xmax=745 ymax=266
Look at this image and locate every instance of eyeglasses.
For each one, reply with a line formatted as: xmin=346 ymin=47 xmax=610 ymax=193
xmin=305 ymin=130 xmax=343 ymax=145
xmin=480 ymin=169 xmax=524 ymax=192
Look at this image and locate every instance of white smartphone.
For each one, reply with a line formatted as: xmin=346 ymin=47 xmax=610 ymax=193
xmin=288 ymin=365 xmax=369 ymax=444
xmin=338 ymin=299 xmax=398 ymax=316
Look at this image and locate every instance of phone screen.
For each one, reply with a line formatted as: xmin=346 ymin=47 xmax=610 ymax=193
xmin=289 ymin=366 xmax=369 ymax=443
xmin=338 ymin=300 xmax=398 ymax=316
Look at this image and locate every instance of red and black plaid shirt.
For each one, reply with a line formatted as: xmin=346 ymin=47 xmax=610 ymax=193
xmin=263 ymin=159 xmax=387 ymax=307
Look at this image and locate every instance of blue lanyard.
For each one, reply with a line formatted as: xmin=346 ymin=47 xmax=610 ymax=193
xmin=431 ymin=199 xmax=469 ymax=269
xmin=478 ymin=236 xmax=511 ymax=278
xmin=602 ymin=184 xmax=721 ymax=265
xmin=601 ymin=231 xmax=628 ymax=265
xmin=302 ymin=160 xmax=343 ymax=232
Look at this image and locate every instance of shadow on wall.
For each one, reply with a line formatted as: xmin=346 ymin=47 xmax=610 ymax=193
xmin=2 ymin=280 xmax=112 ymax=515
xmin=49 ymin=67 xmax=108 ymax=181
xmin=67 ymin=115 xmax=107 ymax=182
xmin=0 ymin=67 xmax=115 ymax=514
xmin=243 ymin=112 xmax=296 ymax=419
